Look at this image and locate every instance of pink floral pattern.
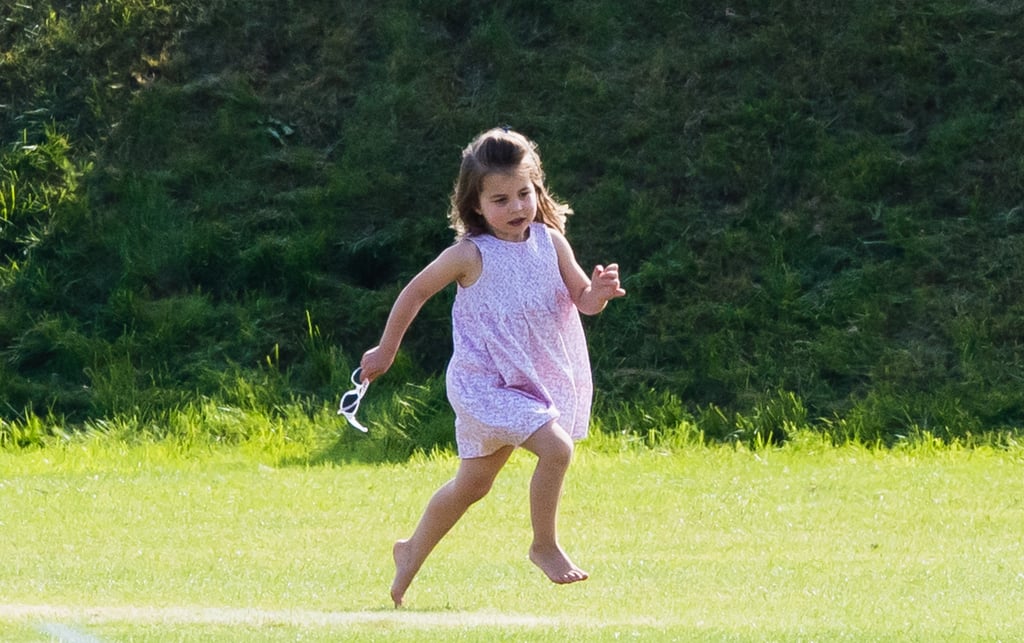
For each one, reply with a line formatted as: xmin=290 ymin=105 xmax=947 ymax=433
xmin=446 ymin=223 xmax=592 ymax=458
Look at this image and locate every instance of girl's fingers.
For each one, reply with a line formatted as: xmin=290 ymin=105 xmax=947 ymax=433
xmin=591 ymin=264 xmax=626 ymax=299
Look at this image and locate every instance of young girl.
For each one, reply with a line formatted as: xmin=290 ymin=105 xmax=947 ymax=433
xmin=359 ymin=127 xmax=626 ymax=607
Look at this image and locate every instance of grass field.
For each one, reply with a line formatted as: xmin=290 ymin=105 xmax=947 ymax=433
xmin=2 ymin=433 xmax=1023 ymax=641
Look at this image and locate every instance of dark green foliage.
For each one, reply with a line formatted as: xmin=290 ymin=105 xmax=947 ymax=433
xmin=1 ymin=0 xmax=1022 ymax=445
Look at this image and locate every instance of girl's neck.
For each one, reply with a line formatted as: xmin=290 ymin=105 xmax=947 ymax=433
xmin=487 ymin=223 xmax=532 ymax=243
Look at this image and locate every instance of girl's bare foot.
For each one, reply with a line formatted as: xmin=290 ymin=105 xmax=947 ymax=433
xmin=529 ymin=544 xmax=589 ymax=584
xmin=391 ymin=539 xmax=416 ymax=607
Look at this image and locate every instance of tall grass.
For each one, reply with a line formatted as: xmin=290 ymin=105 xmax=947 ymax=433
xmin=2 ymin=0 xmax=1023 ymax=444
xmin=8 ymin=380 xmax=1015 ymax=463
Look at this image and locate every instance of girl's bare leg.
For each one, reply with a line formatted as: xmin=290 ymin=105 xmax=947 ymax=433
xmin=519 ymin=421 xmax=588 ymax=584
xmin=391 ymin=445 xmax=513 ymax=607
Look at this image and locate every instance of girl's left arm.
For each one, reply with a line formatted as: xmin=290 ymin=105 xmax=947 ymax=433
xmin=551 ymin=230 xmax=626 ymax=315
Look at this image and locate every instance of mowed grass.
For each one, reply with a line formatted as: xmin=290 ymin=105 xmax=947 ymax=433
xmin=2 ymin=433 xmax=1023 ymax=641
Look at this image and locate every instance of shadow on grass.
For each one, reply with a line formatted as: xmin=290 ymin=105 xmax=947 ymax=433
xmin=283 ymin=410 xmax=459 ymax=468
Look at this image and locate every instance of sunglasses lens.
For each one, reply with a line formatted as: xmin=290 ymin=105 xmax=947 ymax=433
xmin=340 ymin=391 xmax=359 ymax=411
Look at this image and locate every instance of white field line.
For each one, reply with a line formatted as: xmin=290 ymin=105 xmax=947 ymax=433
xmin=2 ymin=604 xmax=662 ymax=629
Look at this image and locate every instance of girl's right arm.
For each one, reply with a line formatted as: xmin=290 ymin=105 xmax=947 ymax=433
xmin=360 ymin=240 xmax=480 ymax=382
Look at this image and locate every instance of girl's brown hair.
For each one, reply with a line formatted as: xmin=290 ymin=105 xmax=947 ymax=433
xmin=448 ymin=128 xmax=573 ymax=238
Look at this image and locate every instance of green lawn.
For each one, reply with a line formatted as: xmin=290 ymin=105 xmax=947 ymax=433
xmin=2 ymin=434 xmax=1023 ymax=641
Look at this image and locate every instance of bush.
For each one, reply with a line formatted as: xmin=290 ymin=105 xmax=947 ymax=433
xmin=2 ymin=0 xmax=1022 ymax=446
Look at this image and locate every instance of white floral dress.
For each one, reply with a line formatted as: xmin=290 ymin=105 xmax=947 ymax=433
xmin=445 ymin=223 xmax=592 ymax=458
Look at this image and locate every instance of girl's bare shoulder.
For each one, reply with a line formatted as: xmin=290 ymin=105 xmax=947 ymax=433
xmin=440 ymin=237 xmax=483 ymax=287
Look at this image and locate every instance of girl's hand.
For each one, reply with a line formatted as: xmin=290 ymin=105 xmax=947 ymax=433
xmin=360 ymin=346 xmax=395 ymax=383
xmin=590 ymin=263 xmax=627 ymax=303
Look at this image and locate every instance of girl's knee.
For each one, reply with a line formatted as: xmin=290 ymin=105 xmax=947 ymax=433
xmin=455 ymin=476 xmax=494 ymax=504
xmin=548 ymin=437 xmax=573 ymax=469
xmin=528 ymin=422 xmax=574 ymax=468
xmin=453 ymin=450 xmax=509 ymax=504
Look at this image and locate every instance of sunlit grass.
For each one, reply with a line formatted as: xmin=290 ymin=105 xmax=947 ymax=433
xmin=2 ymin=432 xmax=1023 ymax=640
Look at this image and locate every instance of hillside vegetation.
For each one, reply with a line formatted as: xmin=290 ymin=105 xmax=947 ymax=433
xmin=2 ymin=0 xmax=1022 ymax=448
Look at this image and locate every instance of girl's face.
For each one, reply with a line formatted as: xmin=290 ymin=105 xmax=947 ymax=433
xmin=476 ymin=167 xmax=537 ymax=242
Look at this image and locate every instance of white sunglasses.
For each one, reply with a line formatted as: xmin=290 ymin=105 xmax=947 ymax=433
xmin=337 ymin=367 xmax=369 ymax=432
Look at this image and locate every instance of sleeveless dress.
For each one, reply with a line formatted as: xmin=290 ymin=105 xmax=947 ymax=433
xmin=446 ymin=223 xmax=593 ymax=458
